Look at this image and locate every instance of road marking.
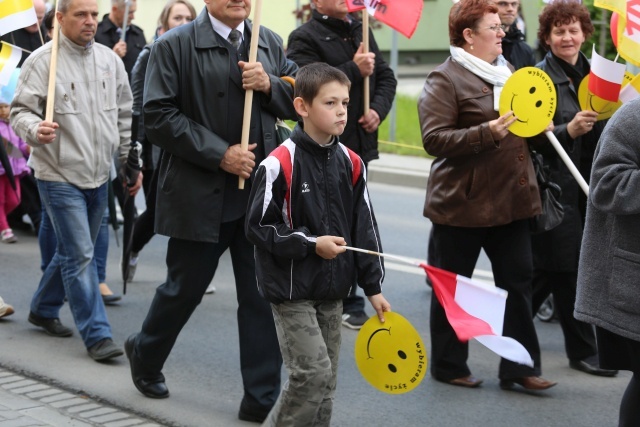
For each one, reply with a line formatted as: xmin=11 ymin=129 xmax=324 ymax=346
xmin=385 ymin=260 xmax=495 ymax=285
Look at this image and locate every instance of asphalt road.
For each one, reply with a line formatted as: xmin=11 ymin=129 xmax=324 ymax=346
xmin=0 ymin=182 xmax=627 ymax=426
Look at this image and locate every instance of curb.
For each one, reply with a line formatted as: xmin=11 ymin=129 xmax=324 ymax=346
xmin=0 ymin=367 xmax=165 ymax=427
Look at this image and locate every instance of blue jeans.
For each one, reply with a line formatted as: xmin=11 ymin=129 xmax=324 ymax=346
xmin=94 ymin=208 xmax=109 ymax=283
xmin=41 ymin=207 xmax=109 ymax=283
xmin=31 ymin=180 xmax=112 ymax=348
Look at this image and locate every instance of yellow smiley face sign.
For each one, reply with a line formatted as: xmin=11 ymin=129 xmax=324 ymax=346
xmin=578 ymin=72 xmax=634 ymax=121
xmin=354 ymin=312 xmax=427 ymax=394
xmin=499 ymin=67 xmax=557 ymax=138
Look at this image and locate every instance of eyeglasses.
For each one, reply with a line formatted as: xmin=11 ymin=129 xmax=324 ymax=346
xmin=496 ymin=1 xmax=519 ymax=8
xmin=485 ymin=24 xmax=508 ymax=33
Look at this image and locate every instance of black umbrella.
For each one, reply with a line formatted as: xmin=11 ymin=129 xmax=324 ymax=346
xmin=121 ymin=126 xmax=142 ymax=294
xmin=0 ymin=137 xmax=17 ymax=192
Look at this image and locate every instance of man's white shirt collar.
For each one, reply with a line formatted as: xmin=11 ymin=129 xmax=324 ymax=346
xmin=208 ymin=13 xmax=245 ymax=42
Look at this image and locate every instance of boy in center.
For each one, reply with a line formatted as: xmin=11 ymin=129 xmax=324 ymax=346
xmin=246 ymin=63 xmax=390 ymax=426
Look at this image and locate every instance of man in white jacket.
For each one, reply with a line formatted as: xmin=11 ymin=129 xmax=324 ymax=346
xmin=11 ymin=0 xmax=140 ymax=362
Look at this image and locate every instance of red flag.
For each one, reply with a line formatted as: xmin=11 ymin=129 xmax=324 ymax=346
xmin=345 ymin=0 xmax=423 ymax=39
xmin=588 ymin=45 xmax=626 ymax=102
xmin=420 ymin=263 xmax=534 ymax=366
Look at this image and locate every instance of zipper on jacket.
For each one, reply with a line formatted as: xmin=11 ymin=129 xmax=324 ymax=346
xmin=323 ymin=149 xmax=334 ymax=292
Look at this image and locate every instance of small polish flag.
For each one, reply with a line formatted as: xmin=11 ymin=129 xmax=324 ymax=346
xmin=588 ymin=45 xmax=626 ymax=103
xmin=619 ymin=73 xmax=640 ymax=103
xmin=421 ymin=263 xmax=534 ymax=367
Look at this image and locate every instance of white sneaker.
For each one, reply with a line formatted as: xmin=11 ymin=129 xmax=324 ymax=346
xmin=0 ymin=297 xmax=15 ymax=318
xmin=1 ymin=229 xmax=17 ymax=244
xmin=205 ymin=283 xmax=216 ymax=294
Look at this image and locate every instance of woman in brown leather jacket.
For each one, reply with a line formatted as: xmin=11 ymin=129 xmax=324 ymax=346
xmin=418 ymin=0 xmax=555 ymax=391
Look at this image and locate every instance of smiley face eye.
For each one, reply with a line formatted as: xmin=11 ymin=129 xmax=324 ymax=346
xmin=388 ymin=364 xmax=397 ymax=373
xmin=536 ymin=100 xmax=542 ymax=108
xmin=529 ymin=86 xmax=536 ymax=94
xmin=398 ymin=350 xmax=407 ymax=359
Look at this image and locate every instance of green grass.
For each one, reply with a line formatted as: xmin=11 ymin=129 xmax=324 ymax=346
xmin=378 ymin=94 xmax=430 ymax=158
xmin=285 ymin=94 xmax=429 ymax=158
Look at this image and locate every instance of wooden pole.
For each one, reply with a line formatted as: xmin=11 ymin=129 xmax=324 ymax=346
xmin=44 ymin=1 xmax=61 ymax=122
xmin=363 ymin=12 xmax=370 ymax=116
xmin=238 ymin=0 xmax=263 ymax=189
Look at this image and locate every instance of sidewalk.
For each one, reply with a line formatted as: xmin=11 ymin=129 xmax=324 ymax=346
xmin=0 ymin=368 xmax=161 ymax=427
xmin=368 ymin=152 xmax=432 ymax=189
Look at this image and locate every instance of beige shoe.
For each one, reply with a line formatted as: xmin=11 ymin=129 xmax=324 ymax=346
xmin=99 ymin=283 xmax=122 ymax=305
xmin=0 ymin=297 xmax=15 ymax=318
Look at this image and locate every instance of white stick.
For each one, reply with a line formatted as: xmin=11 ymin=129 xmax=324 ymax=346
xmin=343 ymin=245 xmax=423 ymax=267
xmin=239 ymin=0 xmax=263 ymax=190
xmin=120 ymin=0 xmax=131 ymax=42
xmin=545 ymin=130 xmax=589 ymax=196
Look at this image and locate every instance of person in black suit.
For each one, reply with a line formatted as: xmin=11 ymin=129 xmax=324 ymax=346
xmin=123 ymin=0 xmax=298 ymax=423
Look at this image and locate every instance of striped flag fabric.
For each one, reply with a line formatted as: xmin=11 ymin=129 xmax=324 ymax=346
xmin=595 ymin=0 xmax=640 ymax=67
xmin=619 ymin=73 xmax=640 ymax=103
xmin=0 ymin=0 xmax=38 ymax=37
xmin=420 ymin=263 xmax=534 ymax=367
xmin=345 ymin=0 xmax=423 ymax=39
xmin=588 ymin=46 xmax=626 ymax=102
xmin=0 ymin=42 xmax=22 ymax=86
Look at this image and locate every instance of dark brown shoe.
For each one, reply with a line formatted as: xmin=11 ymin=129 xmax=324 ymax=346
xmin=500 ymin=376 xmax=557 ymax=391
xmin=436 ymin=375 xmax=483 ymax=388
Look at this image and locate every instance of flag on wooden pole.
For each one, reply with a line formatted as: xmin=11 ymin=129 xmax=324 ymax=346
xmin=0 ymin=0 xmax=37 ymax=37
xmin=345 ymin=0 xmax=423 ymax=39
xmin=0 ymin=42 xmax=22 ymax=86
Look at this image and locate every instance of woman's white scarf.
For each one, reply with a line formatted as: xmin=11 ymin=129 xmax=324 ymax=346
xmin=450 ymin=46 xmax=512 ymax=111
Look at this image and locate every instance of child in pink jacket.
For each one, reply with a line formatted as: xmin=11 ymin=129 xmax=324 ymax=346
xmin=0 ymin=98 xmax=31 ymax=243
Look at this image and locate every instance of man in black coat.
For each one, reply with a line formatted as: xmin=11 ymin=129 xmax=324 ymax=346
xmin=123 ymin=1 xmax=298 ymax=423
xmin=287 ymin=0 xmax=396 ymax=330
xmin=94 ymin=0 xmax=146 ymax=79
xmin=495 ymin=0 xmax=535 ymax=70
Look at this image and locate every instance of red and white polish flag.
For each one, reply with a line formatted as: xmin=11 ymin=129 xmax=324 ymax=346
xmin=588 ymin=45 xmax=626 ymax=102
xmin=420 ymin=263 xmax=534 ymax=367
xmin=345 ymin=0 xmax=423 ymax=39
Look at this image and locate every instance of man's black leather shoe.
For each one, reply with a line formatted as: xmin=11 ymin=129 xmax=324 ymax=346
xmin=238 ymin=395 xmax=272 ymax=423
xmin=124 ymin=334 xmax=169 ymax=399
xmin=87 ymin=338 xmax=123 ymax=361
xmin=569 ymin=358 xmax=618 ymax=377
xmin=28 ymin=312 xmax=73 ymax=337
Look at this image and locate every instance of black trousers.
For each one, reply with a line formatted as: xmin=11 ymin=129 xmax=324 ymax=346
xmin=532 ymin=269 xmax=597 ymax=361
xmin=428 ymin=220 xmax=541 ymax=380
xmin=135 ymin=217 xmax=282 ymax=408
xmin=130 ymin=167 xmax=158 ymax=254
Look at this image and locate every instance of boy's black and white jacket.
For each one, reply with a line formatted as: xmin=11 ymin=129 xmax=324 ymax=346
xmin=246 ymin=124 xmax=384 ymax=304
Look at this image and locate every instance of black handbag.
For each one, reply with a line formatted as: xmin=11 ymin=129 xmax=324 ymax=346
xmin=530 ymin=149 xmax=564 ymax=234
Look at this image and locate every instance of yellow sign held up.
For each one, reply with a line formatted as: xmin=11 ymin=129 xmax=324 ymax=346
xmin=578 ymin=72 xmax=634 ymax=121
xmin=499 ymin=67 xmax=557 ymax=138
